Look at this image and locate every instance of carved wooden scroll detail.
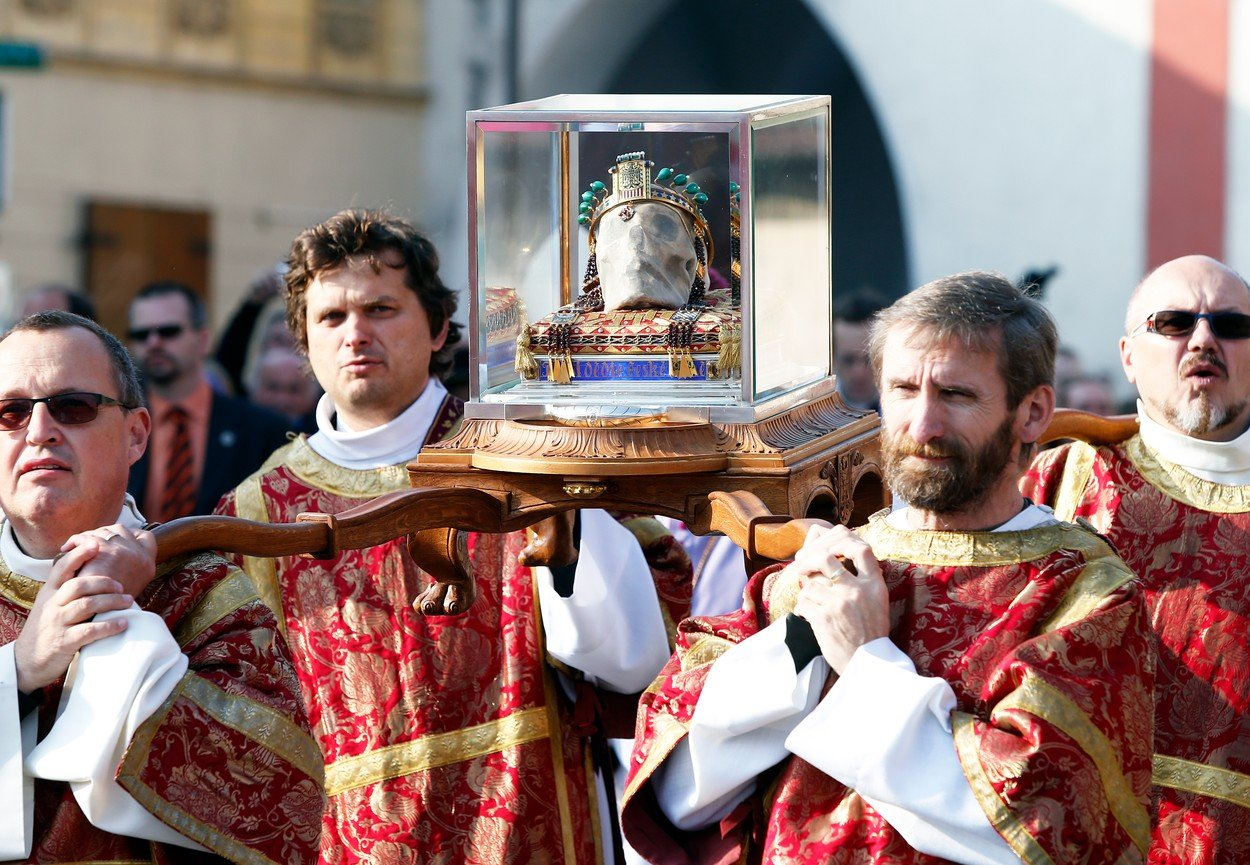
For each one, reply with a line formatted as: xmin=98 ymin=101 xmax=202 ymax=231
xmin=715 ymin=395 xmax=872 ymax=454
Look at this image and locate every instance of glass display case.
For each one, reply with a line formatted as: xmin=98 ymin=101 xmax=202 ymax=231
xmin=467 ymin=94 xmax=832 ymax=423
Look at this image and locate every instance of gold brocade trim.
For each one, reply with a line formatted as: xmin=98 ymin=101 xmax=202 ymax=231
xmin=0 ymin=557 xmax=40 ymax=608
xmin=858 ymin=512 xmax=1104 ymax=568
xmin=233 ymin=473 xmax=285 ymax=639
xmin=281 ymin=437 xmax=411 ymax=498
xmin=531 ymin=575 xmax=579 ymax=863
xmin=1053 ymin=441 xmax=1096 ymax=522
xmin=180 ymin=674 xmax=324 ymax=786
xmin=622 ymin=712 xmax=691 ymax=806
xmin=620 ymin=516 xmax=671 ymax=549
xmin=680 ymin=634 xmax=736 ymax=672
xmin=172 ymin=568 xmax=260 ymax=648
xmin=766 ymin=570 xmax=803 ymax=623
xmin=47 ymin=861 xmax=153 ymax=864
xmin=118 ymin=673 xmax=278 ymax=865
xmin=994 ymin=673 xmax=1150 ymax=854
xmin=953 ymin=711 xmax=1054 ymax=865
xmin=763 ymin=512 xmax=1125 ymax=621
xmin=1126 ymin=434 xmax=1250 ymax=514
xmin=1153 ymin=753 xmax=1250 ymax=810
xmin=323 ymin=707 xmax=550 ymax=796
xmin=1038 ymin=555 xmax=1136 ymax=634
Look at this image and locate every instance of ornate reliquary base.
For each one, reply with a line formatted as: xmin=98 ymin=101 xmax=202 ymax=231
xmin=412 ymin=392 xmax=886 ymax=537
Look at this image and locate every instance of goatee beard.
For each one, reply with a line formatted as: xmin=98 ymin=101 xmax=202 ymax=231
xmin=883 ymin=415 xmax=1018 ymax=515
xmin=1158 ymin=349 xmax=1249 ymax=436
xmin=1159 ymin=395 xmax=1248 ymax=437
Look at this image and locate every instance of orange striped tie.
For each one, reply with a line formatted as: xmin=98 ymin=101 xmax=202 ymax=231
xmin=160 ymin=407 xmax=196 ymax=521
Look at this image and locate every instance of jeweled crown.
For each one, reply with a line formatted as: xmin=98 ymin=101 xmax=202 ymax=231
xmin=578 ymin=151 xmax=711 ymax=254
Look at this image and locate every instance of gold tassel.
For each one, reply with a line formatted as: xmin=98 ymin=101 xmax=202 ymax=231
xmin=714 ymin=323 xmax=741 ymax=379
xmin=514 ymin=327 xmax=538 ymax=380
xmin=550 ymin=352 xmax=574 ymax=384
xmin=670 ymin=348 xmax=696 ymax=379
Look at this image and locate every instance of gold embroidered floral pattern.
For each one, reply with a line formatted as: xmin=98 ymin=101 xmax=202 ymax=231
xmin=1127 ymin=434 xmax=1250 ymax=513
xmin=954 ymin=712 xmax=1053 ymax=865
xmin=860 ymin=512 xmax=1106 ymax=567
xmin=0 ymin=559 xmax=41 ymax=608
xmin=995 ymin=672 xmax=1150 ymax=852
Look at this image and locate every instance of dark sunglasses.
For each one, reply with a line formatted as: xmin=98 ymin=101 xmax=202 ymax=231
xmin=1133 ymin=310 xmax=1250 ymax=340
xmin=127 ymin=324 xmax=185 ymax=342
xmin=0 ymin=392 xmax=133 ymax=431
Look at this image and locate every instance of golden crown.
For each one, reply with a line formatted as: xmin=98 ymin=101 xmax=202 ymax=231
xmin=579 ymin=151 xmax=712 ymax=260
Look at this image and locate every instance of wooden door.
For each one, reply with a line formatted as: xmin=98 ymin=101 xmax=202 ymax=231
xmin=82 ymin=201 xmax=212 ymax=339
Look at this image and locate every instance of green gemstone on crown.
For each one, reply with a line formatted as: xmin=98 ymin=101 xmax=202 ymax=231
xmin=656 ymin=167 xmax=673 ymax=182
xmin=590 ymin=180 xmax=606 ymax=192
xmin=685 ymin=182 xmax=700 ymax=194
xmin=673 ymin=173 xmax=688 ymax=185
xmin=582 ymin=191 xmax=594 ymax=202
xmin=578 ymin=202 xmax=591 ymax=213
xmin=578 ymin=214 xmax=590 ymax=225
xmin=693 ymin=192 xmax=709 ymax=204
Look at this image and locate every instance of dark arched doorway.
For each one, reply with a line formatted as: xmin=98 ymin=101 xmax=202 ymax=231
xmin=603 ymin=0 xmax=908 ymax=300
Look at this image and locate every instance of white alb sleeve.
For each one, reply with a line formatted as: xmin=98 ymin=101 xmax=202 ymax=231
xmin=537 ymin=508 xmax=670 ymax=694
xmin=0 ymin=642 xmax=33 ymax=858
xmin=654 ymin=618 xmax=828 ymax=830
xmin=785 ymin=638 xmax=1019 ymax=865
xmin=25 ymin=607 xmax=207 ymax=850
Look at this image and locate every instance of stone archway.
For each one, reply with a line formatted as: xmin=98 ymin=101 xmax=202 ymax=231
xmin=523 ymin=0 xmax=909 ymax=300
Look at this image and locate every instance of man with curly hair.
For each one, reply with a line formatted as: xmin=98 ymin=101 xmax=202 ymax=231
xmin=218 ymin=209 xmax=689 ymax=863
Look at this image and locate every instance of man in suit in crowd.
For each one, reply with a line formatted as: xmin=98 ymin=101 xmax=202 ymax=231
xmin=126 ymin=281 xmax=290 ymax=519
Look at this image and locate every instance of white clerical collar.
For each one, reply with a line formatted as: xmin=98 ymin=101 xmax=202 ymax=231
xmin=1137 ymin=399 xmax=1250 ymax=484
xmin=887 ymin=502 xmax=1057 ymax=532
xmin=1 ymin=495 xmax=146 ymax=583
xmin=308 ymin=378 xmax=448 ymax=470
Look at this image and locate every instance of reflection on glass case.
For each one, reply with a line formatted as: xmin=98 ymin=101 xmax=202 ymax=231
xmin=467 ymin=94 xmax=831 ymax=423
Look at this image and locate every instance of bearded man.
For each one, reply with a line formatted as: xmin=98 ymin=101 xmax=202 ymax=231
xmin=1024 ymin=254 xmax=1250 ymax=864
xmin=217 ymin=210 xmax=689 ymax=864
xmin=622 ymin=272 xmax=1154 ymax=864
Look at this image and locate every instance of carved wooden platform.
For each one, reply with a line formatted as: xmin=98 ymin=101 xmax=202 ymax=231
xmin=153 ymin=392 xmax=886 ymax=615
xmin=415 ymin=391 xmax=887 ymax=534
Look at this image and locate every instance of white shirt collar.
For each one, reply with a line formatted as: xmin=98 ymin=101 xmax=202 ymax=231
xmin=1 ymin=495 xmax=146 ymax=583
xmin=1136 ymin=399 xmax=1250 ymax=483
xmin=307 ymin=378 xmax=448 ymax=470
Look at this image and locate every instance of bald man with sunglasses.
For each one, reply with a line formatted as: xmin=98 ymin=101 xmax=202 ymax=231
xmin=1023 ymin=255 xmax=1250 ymax=864
xmin=0 ymin=311 xmax=322 ymax=861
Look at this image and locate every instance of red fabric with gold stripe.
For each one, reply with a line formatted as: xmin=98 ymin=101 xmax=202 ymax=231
xmin=1025 ymin=436 xmax=1250 ymax=865
xmin=216 ymin=395 xmax=691 ymax=864
xmin=0 ymin=553 xmax=324 ymax=864
xmin=622 ymin=516 xmax=1153 ymax=865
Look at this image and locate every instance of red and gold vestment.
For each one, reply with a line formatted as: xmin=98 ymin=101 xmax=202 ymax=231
xmin=622 ymin=514 xmax=1154 ymax=865
xmin=1025 ymin=435 xmax=1250 ymax=865
xmin=0 ymin=552 xmax=325 ymax=864
xmin=217 ymin=396 xmax=691 ymax=864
